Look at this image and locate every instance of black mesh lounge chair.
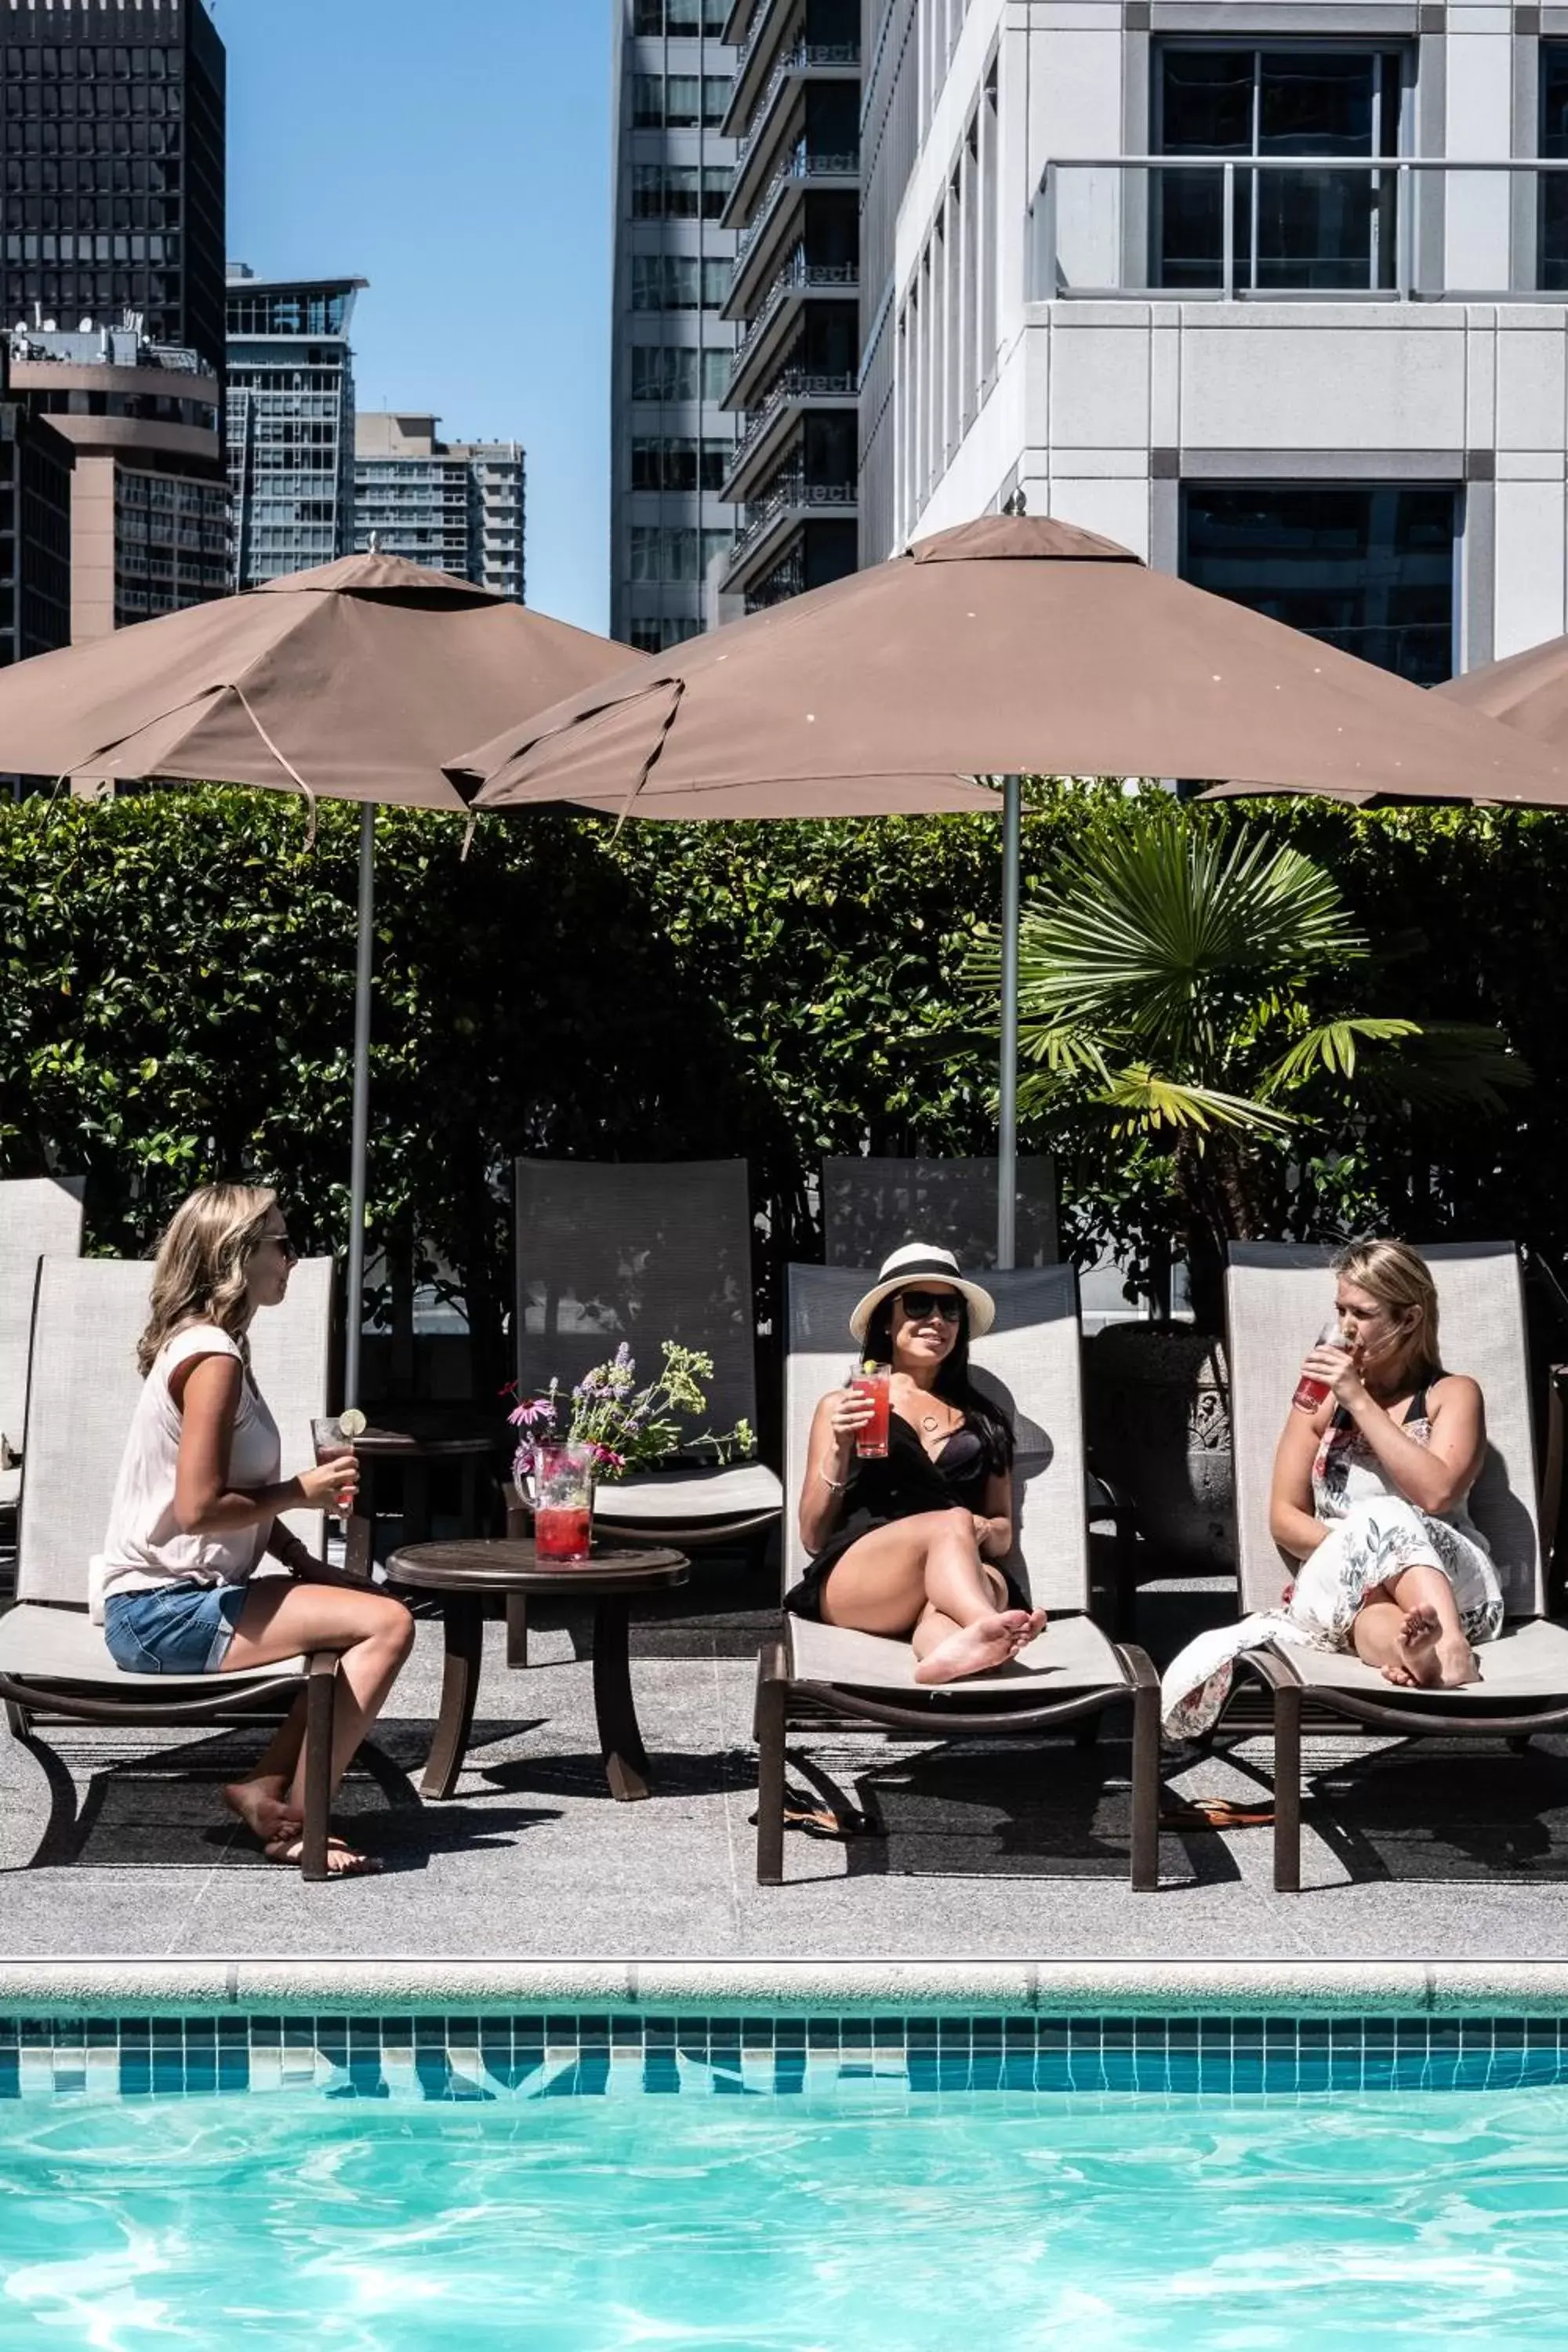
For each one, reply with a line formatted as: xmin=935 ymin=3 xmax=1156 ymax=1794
xmin=0 ymin=1256 xmax=342 ymax=1879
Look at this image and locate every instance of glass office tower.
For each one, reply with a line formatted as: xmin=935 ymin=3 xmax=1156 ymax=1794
xmin=226 ymin=267 xmax=364 ymax=588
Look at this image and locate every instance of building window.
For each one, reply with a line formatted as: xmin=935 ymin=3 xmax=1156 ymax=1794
xmin=701 ymin=348 xmax=731 ymax=401
xmin=1179 ymin=484 xmax=1457 ymax=685
xmin=1541 ymin=45 xmax=1568 ymax=289
xmin=630 ymin=254 xmax=731 ymax=310
xmin=631 ymin=344 xmax=701 ymax=401
xmin=1154 ymin=47 xmax=1405 ymax=291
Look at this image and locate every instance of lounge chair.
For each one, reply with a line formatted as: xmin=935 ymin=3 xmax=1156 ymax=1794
xmin=512 ymin=1156 xmax=782 ymax=1548
xmin=0 ymin=1255 xmax=343 ymax=1879
xmin=0 ymin=1175 xmax=85 ymax=1518
xmin=1224 ymin=1240 xmax=1568 ymax=1892
xmin=822 ymin=1152 xmax=1136 ymax=1629
xmin=820 ymin=1153 xmax=1059 ymax=1269
xmin=753 ymin=1261 xmax=1160 ymax=1886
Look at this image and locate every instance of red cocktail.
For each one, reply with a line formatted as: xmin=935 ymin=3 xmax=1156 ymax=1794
xmin=535 ymin=1505 xmax=593 ymax=1563
xmin=851 ymin=1365 xmax=891 ymax=1458
xmin=1292 ymin=1318 xmax=1350 ymax=1413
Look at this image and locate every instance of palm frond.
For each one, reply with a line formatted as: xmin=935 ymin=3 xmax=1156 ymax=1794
xmin=1258 ymin=1018 xmax=1423 ymax=1098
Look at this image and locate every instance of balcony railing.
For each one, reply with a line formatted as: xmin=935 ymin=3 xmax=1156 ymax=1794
xmin=1030 ymin=155 xmax=1568 ymax=299
xmin=731 ymin=474 xmax=857 ymax=564
xmin=727 ymin=365 xmax=858 ymax=478
xmin=736 ymin=40 xmax=863 ymax=162
xmin=727 ymin=252 xmax=858 ymax=388
xmin=736 ymin=147 xmax=862 ymax=264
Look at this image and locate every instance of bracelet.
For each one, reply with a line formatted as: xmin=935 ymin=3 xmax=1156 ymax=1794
xmin=818 ymin=1467 xmax=847 ymax=1493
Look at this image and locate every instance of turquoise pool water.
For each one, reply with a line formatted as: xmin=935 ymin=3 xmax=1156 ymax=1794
xmin=5 ymin=2080 xmax=1568 ymax=2350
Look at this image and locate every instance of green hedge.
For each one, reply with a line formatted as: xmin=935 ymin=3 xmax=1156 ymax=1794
xmin=3 ymin=783 xmax=1566 ymax=1382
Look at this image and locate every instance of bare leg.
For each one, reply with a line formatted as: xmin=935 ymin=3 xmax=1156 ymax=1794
xmin=223 ymin=1583 xmax=416 ymax=1870
xmin=821 ymin=1511 xmax=1047 ymax=1685
xmin=1353 ymin=1563 xmax=1476 ymax=1688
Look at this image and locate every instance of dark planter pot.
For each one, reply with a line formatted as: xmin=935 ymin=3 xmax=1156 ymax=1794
xmin=1085 ymin=1323 xmax=1233 ymax=1573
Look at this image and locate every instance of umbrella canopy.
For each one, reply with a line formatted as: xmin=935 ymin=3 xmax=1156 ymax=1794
xmin=1432 ymin=631 xmax=1568 ymax=766
xmin=0 ymin=554 xmax=639 ymax=1396
xmin=0 ymin=550 xmax=626 ymax=809
xmin=448 ymin=517 xmax=1568 ymax=815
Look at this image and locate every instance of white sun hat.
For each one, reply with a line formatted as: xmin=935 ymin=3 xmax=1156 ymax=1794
xmin=848 ymin=1242 xmax=996 ymax=1343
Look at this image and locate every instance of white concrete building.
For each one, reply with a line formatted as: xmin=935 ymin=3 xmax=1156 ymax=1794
xmin=862 ymin=1 xmax=1568 ymax=678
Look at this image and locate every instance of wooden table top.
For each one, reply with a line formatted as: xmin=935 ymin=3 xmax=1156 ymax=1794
xmin=384 ymin=1537 xmax=690 ymax=1595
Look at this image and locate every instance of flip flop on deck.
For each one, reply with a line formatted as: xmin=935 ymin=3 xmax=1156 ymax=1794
xmin=1159 ymin=1796 xmax=1275 ymax=1831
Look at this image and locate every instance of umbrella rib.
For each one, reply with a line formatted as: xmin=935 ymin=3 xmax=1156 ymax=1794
xmin=612 ymin=677 xmax=686 ymax=837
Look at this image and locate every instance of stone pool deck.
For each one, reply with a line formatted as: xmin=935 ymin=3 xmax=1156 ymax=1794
xmin=2 ymin=1571 xmax=1568 ymax=1962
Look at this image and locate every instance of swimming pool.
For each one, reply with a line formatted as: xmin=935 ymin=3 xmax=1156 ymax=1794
xmin=5 ymin=2008 xmax=1568 ymax=2350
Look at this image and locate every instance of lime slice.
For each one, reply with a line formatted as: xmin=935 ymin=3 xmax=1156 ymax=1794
xmin=339 ymin=1407 xmax=367 ymax=1438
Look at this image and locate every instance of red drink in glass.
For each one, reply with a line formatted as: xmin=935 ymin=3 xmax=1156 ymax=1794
xmin=851 ymin=1367 xmax=891 ymax=1458
xmin=535 ymin=1504 xmax=593 ymax=1562
xmin=1292 ymin=1319 xmax=1349 ymax=1414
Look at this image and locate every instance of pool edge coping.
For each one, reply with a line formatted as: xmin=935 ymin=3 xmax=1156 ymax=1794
xmin=2 ymin=1960 xmax=1567 ymax=2016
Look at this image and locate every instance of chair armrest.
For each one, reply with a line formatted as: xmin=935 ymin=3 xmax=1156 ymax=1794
xmin=1543 ymin=1364 xmax=1568 ymax=1616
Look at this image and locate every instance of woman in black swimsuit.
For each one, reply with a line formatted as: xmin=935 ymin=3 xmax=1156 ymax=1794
xmin=786 ymin=1244 xmax=1047 ymax=1683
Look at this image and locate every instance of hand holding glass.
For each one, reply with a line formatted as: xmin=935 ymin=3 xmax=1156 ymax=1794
xmin=848 ymin=1362 xmax=891 ymax=1458
xmin=1292 ymin=1318 xmax=1352 ymax=1414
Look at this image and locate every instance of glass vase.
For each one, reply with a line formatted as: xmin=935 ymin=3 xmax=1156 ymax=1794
xmin=532 ymin=1441 xmax=597 ymax=1564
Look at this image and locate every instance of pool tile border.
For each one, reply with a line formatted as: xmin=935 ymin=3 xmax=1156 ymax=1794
xmin=1 ymin=1966 xmax=1566 ymax=2103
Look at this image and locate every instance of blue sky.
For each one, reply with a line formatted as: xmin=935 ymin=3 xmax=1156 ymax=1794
xmin=218 ymin=0 xmax=612 ymax=635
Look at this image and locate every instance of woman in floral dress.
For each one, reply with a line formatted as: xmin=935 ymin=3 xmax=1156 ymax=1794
xmin=1162 ymin=1238 xmax=1503 ymax=1740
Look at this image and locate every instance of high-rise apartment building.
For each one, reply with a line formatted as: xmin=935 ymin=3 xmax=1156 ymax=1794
xmin=866 ymin=1 xmax=1568 ymax=681
xmin=226 ymin=266 xmax=364 ymax=588
xmin=0 ymin=0 xmax=227 ymax=379
xmin=8 ymin=320 xmax=225 ymax=636
xmin=610 ymin=0 xmax=740 ymax=651
xmin=354 ymin=412 xmax=526 ymax=601
xmin=0 ymin=345 xmax=72 ymax=670
xmin=716 ymin=0 xmax=861 ymax=612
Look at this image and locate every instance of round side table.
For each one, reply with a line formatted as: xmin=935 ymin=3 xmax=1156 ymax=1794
xmin=385 ymin=1537 xmax=689 ymax=1802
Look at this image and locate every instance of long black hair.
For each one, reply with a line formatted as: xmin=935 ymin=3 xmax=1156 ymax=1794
xmin=865 ymin=1293 xmax=1014 ymax=1472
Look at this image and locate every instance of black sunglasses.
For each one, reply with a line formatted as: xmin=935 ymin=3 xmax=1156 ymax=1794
xmin=897 ymin=1287 xmax=964 ymax=1322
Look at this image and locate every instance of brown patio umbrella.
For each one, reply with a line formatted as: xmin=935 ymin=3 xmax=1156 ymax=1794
xmin=448 ymin=517 xmax=1568 ymax=1261
xmin=0 ymin=552 xmax=637 ymax=1394
xmin=1432 ymin=630 xmax=1568 ymax=758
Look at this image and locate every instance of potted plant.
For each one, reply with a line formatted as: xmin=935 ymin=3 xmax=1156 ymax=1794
xmin=966 ymin=803 xmax=1525 ymax=1567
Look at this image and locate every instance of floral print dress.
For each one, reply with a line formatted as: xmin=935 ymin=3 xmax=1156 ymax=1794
xmin=1161 ymin=1385 xmax=1504 ymax=1742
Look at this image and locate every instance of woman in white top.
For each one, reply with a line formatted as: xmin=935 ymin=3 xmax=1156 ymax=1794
xmin=100 ymin=1182 xmax=414 ymax=1876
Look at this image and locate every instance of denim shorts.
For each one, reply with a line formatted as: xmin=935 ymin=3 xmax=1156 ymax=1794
xmin=103 ymin=1582 xmax=249 ymax=1675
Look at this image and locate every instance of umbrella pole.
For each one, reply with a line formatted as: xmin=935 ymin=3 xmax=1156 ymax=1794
xmin=997 ymin=774 xmax=1022 ymax=1271
xmin=344 ymin=801 xmax=376 ymax=1404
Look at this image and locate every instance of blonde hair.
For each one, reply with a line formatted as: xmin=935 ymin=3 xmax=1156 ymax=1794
xmin=136 ymin=1182 xmax=279 ymax=1377
xmin=1332 ymin=1236 xmax=1442 ymax=1383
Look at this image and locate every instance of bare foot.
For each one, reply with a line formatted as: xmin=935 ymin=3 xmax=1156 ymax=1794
xmin=1381 ymin=1603 xmax=1443 ymax=1688
xmin=224 ymin=1775 xmax=300 ymax=1844
xmin=263 ymin=1832 xmax=381 ymax=1878
xmin=913 ymin=1609 xmax=1031 ymax=1685
xmin=1007 ymin=1609 xmax=1049 ymax=1657
xmin=1436 ymin=1634 xmax=1479 ymax=1688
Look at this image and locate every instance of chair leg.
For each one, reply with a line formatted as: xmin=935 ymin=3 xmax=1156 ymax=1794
xmin=1272 ymin=1682 xmax=1303 ymax=1894
xmin=506 ymin=1593 xmax=530 ymax=1670
xmin=4 ymin=1699 xmax=31 ymax=1740
xmin=1128 ymin=1682 xmax=1160 ymax=1892
xmin=300 ymin=1653 xmax=337 ymax=1883
xmin=754 ymin=1639 xmax=788 ymax=1886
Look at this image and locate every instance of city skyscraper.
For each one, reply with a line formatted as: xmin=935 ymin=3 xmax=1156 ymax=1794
xmin=0 ymin=341 xmax=72 ymax=670
xmin=610 ymin=0 xmax=739 ymax=651
xmin=226 ymin=266 xmax=364 ymax=589
xmin=0 ymin=0 xmax=227 ymax=379
xmin=354 ymin=412 xmax=526 ymax=602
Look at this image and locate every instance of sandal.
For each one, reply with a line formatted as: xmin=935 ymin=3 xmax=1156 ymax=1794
xmin=263 ymin=1831 xmax=383 ymax=1876
xmin=1159 ymin=1796 xmax=1274 ymax=1831
xmin=749 ymin=1793 xmax=881 ymax=1842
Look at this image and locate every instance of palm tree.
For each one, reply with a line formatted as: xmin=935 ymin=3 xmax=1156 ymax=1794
xmin=965 ymin=808 xmax=1525 ymax=1329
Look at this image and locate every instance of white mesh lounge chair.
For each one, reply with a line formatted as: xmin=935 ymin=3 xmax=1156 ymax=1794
xmin=821 ymin=1154 xmax=1060 ymax=1269
xmin=753 ymin=1263 xmax=1160 ymax=1886
xmin=821 ymin=1153 xmax=1135 ymax=1627
xmin=1225 ymin=1240 xmax=1568 ymax=1893
xmin=0 ymin=1255 xmax=343 ymax=1879
xmin=513 ymin=1157 xmax=783 ymax=1546
xmin=0 ymin=1175 xmax=86 ymax=1516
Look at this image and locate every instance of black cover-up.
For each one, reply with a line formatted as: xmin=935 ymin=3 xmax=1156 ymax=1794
xmin=782 ymin=1407 xmax=1025 ymax=1622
